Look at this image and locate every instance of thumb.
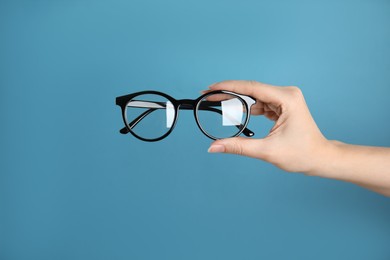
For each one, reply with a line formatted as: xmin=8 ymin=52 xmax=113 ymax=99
xmin=208 ymin=137 xmax=265 ymax=159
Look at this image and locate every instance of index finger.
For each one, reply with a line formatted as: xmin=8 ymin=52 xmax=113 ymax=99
xmin=208 ymin=80 xmax=285 ymax=105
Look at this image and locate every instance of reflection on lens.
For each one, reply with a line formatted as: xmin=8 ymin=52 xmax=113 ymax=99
xmin=125 ymin=94 xmax=175 ymax=140
xmin=196 ymin=93 xmax=248 ymax=139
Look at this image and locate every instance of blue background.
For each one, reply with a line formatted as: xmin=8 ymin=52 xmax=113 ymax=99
xmin=1 ymin=0 xmax=390 ymax=259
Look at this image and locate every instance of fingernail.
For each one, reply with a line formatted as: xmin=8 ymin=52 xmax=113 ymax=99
xmin=208 ymin=144 xmax=225 ymax=153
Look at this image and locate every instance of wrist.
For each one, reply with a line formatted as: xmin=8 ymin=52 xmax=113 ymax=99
xmin=306 ymin=139 xmax=344 ymax=178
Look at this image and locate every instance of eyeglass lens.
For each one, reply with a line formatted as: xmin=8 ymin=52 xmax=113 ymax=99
xmin=125 ymin=94 xmax=175 ymax=140
xmin=196 ymin=93 xmax=248 ymax=139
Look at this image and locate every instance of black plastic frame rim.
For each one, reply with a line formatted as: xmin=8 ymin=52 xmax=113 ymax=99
xmin=194 ymin=92 xmax=250 ymax=140
xmin=115 ymin=90 xmax=256 ymax=142
xmin=119 ymin=91 xmax=178 ymax=142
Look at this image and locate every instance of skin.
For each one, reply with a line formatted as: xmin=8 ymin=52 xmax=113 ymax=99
xmin=206 ymin=80 xmax=390 ymax=197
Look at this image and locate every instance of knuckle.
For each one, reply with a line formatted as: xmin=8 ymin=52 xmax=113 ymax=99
xmin=286 ymin=86 xmax=303 ymax=97
xmin=230 ymin=140 xmax=244 ymax=155
xmin=284 ymin=86 xmax=304 ymax=106
xmin=248 ymin=80 xmax=258 ymax=86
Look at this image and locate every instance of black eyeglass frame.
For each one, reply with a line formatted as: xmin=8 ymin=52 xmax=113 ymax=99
xmin=115 ymin=90 xmax=256 ymax=142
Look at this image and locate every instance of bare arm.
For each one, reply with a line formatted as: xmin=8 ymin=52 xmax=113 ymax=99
xmin=205 ymin=80 xmax=390 ymax=197
xmin=313 ymin=141 xmax=390 ymax=196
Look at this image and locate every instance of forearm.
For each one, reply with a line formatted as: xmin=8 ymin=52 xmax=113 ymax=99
xmin=310 ymin=141 xmax=390 ymax=197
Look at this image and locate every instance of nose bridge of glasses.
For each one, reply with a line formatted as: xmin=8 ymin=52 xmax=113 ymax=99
xmin=177 ymin=99 xmax=196 ymax=110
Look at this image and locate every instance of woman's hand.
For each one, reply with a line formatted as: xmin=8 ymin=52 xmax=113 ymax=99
xmin=205 ymin=80 xmax=390 ymax=196
xmin=206 ymin=80 xmax=330 ymax=174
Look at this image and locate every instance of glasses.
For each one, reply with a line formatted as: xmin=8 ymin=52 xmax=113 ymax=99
xmin=115 ymin=90 xmax=256 ymax=141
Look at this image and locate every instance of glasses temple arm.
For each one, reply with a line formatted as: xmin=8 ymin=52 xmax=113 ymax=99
xmin=119 ymin=108 xmax=157 ymax=134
